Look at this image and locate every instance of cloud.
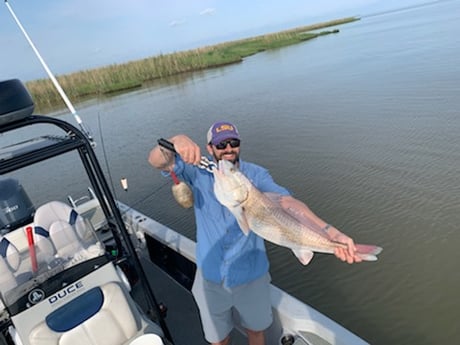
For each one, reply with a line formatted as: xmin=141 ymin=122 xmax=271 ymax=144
xmin=199 ymin=8 xmax=216 ymax=16
xmin=169 ymin=19 xmax=186 ymax=27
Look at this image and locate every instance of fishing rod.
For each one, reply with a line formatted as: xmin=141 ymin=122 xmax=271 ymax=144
xmin=4 ymin=0 xmax=95 ymax=146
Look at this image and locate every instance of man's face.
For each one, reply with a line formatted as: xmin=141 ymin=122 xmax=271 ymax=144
xmin=206 ymin=138 xmax=241 ymax=165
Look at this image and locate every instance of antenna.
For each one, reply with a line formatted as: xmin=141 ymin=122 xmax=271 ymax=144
xmin=4 ymin=0 xmax=95 ymax=146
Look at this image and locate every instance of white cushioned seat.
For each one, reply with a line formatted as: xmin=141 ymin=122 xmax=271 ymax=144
xmin=0 ymin=236 xmax=32 ymax=292
xmin=33 ymin=201 xmax=88 ymax=260
xmin=49 ymin=220 xmax=84 ymax=259
xmin=28 ymin=282 xmax=163 ymax=345
xmin=0 ymin=236 xmax=20 ymax=292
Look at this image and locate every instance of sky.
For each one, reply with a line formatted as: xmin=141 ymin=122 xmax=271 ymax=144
xmin=1 ymin=0 xmax=432 ymax=81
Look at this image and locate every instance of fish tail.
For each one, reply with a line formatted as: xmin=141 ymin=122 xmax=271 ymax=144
xmin=355 ymin=244 xmax=383 ymax=261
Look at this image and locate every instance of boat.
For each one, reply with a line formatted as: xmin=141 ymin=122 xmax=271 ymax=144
xmin=0 ymin=81 xmax=371 ymax=345
xmin=0 ymin=3 xmax=371 ymax=344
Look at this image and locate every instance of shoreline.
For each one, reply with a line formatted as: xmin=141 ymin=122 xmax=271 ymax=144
xmin=26 ymin=17 xmax=358 ymax=113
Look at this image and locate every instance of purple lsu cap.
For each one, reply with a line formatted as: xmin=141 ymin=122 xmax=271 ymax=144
xmin=206 ymin=121 xmax=240 ymax=145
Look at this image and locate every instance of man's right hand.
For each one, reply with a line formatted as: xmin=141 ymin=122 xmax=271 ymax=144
xmin=169 ymin=135 xmax=202 ymax=166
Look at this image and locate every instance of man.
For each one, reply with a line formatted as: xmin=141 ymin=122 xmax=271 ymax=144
xmin=148 ymin=121 xmax=362 ymax=345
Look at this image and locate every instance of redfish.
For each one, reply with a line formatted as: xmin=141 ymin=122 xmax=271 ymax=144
xmin=213 ymin=160 xmax=382 ymax=265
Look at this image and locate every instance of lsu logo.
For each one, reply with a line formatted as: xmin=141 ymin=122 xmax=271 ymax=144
xmin=215 ymin=124 xmax=234 ymax=133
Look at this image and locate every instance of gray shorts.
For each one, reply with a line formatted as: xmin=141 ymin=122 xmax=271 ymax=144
xmin=191 ymin=270 xmax=273 ymax=343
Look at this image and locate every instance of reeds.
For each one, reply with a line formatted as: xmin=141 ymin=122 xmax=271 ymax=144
xmin=26 ymin=17 xmax=358 ymax=113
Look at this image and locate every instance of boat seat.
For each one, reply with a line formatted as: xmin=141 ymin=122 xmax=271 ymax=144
xmin=28 ymin=282 xmax=164 ymax=345
xmin=49 ymin=220 xmax=85 ymax=259
xmin=0 ymin=236 xmax=32 ymax=293
xmin=33 ymin=201 xmax=90 ymax=261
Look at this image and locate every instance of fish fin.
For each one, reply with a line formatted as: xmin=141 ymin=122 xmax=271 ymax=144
xmin=355 ymin=244 xmax=383 ymax=261
xmin=264 ymin=192 xmax=317 ymax=227
xmin=231 ymin=207 xmax=251 ymax=236
xmin=292 ymin=249 xmax=315 ymax=265
xmin=277 ymin=195 xmax=330 ymax=236
xmin=264 ymin=192 xmax=283 ymax=204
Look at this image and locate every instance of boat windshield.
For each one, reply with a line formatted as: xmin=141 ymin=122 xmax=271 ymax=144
xmin=0 ymin=112 xmax=111 ymax=314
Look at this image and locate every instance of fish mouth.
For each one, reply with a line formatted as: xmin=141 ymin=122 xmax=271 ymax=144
xmin=217 ymin=159 xmax=236 ymax=175
xmin=214 ymin=174 xmax=248 ymax=206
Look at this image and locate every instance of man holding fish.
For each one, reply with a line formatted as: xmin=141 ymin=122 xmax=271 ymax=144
xmin=148 ymin=121 xmax=381 ymax=345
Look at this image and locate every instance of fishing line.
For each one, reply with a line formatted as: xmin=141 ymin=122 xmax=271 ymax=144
xmin=4 ymin=0 xmax=94 ymax=145
xmin=97 ymin=112 xmax=117 ymax=198
xmin=118 ymin=182 xmax=171 ymax=216
xmin=95 ymin=111 xmax=171 ymax=214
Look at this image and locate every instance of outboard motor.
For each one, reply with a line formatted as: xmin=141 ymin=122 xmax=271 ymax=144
xmin=0 ymin=79 xmax=35 ymax=125
xmin=0 ymin=178 xmax=35 ymax=234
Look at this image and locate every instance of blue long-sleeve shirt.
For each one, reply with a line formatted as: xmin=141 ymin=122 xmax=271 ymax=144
xmin=171 ymin=156 xmax=290 ymax=287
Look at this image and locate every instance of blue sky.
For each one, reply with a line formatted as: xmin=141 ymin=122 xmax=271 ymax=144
xmin=1 ymin=0 xmax=431 ymax=81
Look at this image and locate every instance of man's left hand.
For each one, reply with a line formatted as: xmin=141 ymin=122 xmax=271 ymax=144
xmin=327 ymin=227 xmax=363 ymax=264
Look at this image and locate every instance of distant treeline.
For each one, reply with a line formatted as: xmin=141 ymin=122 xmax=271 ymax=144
xmin=26 ymin=17 xmax=358 ymax=113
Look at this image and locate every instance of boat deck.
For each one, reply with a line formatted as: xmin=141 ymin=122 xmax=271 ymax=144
xmin=140 ymin=254 xmax=248 ymax=345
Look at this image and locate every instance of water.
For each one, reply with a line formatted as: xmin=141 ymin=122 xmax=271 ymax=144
xmin=4 ymin=1 xmax=460 ymax=344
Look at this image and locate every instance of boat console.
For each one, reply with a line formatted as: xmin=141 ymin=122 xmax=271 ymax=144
xmin=0 ymin=79 xmax=170 ymax=345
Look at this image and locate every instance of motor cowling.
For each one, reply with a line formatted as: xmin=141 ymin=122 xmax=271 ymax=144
xmin=0 ymin=178 xmax=35 ymax=234
xmin=0 ymin=79 xmax=34 ymax=126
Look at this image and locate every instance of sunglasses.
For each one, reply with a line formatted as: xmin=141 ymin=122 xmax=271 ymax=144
xmin=214 ymin=138 xmax=241 ymax=150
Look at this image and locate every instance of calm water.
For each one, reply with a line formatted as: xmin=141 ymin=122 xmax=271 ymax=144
xmin=6 ymin=1 xmax=460 ymax=344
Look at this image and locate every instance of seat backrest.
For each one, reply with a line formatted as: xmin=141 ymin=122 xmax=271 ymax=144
xmin=28 ymin=282 xmax=142 ymax=345
xmin=0 ymin=236 xmax=20 ymax=292
xmin=0 ymin=236 xmax=20 ymax=271
xmin=49 ymin=220 xmax=85 ymax=259
xmin=33 ymin=201 xmax=88 ymax=260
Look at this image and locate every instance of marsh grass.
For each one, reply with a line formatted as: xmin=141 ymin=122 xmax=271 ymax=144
xmin=26 ymin=17 xmax=357 ymax=113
